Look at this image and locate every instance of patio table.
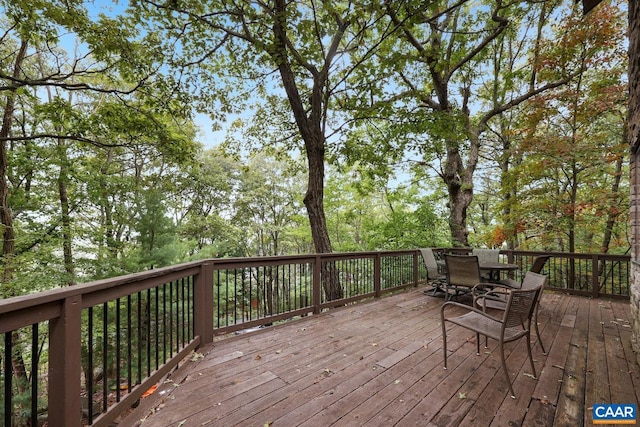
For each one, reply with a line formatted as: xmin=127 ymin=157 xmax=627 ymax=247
xmin=479 ymin=262 xmax=519 ymax=283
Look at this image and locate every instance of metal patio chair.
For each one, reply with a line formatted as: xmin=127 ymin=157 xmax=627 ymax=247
xmin=500 ymin=255 xmax=551 ymax=289
xmin=473 ymin=248 xmax=500 ymax=281
xmin=475 ymin=266 xmax=550 ymax=354
xmin=441 ymin=272 xmax=545 ymax=398
xmin=443 ymin=254 xmax=483 ymax=301
xmin=420 ymin=248 xmax=447 ymax=295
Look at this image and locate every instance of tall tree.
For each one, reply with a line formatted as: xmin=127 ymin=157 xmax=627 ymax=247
xmin=344 ymin=0 xmax=569 ymax=246
xmin=233 ymin=153 xmax=305 ymax=257
xmin=0 ymin=0 xmax=200 ymax=286
xmin=509 ymin=1 xmax=627 ymax=253
xmin=129 ymin=0 xmax=399 ymax=299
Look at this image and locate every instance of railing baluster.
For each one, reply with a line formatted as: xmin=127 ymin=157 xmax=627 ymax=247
xmin=168 ymin=282 xmax=173 ymax=357
xmin=162 ymin=283 xmax=167 ymax=363
xmin=137 ymin=292 xmax=142 ymax=385
xmin=31 ymin=323 xmax=38 ymax=425
xmin=102 ymin=302 xmax=108 ymax=413
xmin=155 ymin=287 xmax=159 ymax=370
xmin=116 ymin=298 xmax=121 ymax=403
xmin=5 ymin=331 xmax=12 ymax=427
xmin=88 ymin=306 xmax=94 ymax=423
xmin=127 ymin=294 xmax=132 ymax=393
xmin=147 ymin=288 xmax=151 ymax=377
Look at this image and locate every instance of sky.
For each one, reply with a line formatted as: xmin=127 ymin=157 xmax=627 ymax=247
xmin=78 ymin=0 xmax=224 ymax=148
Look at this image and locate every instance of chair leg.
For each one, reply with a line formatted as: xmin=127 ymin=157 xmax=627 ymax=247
xmin=442 ymin=321 xmax=448 ymax=370
xmin=535 ymin=308 xmax=546 ymax=354
xmin=499 ymin=343 xmax=516 ymax=399
xmin=431 ymin=283 xmax=440 ymax=296
xmin=526 ymin=332 xmax=537 ymax=379
xmin=432 ymin=280 xmax=446 ymax=296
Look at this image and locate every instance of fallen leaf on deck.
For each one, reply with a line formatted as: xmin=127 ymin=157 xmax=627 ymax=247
xmin=141 ymin=385 xmax=157 ymax=398
xmin=190 ymin=352 xmax=205 ymax=362
xmin=523 ymin=373 xmax=536 ymax=379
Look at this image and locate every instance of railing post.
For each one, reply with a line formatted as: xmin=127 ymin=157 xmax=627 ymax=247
xmin=313 ymin=255 xmax=322 ymax=314
xmin=374 ymin=253 xmax=381 ymax=298
xmin=48 ymin=295 xmax=82 ymax=427
xmin=413 ymin=251 xmax=419 ymax=288
xmin=505 ymin=250 xmax=515 ymax=264
xmin=592 ymin=254 xmax=601 ymax=298
xmin=194 ymin=262 xmax=214 ymax=345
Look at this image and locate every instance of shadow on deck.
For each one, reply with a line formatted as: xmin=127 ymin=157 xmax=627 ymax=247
xmin=123 ymin=288 xmax=640 ymax=427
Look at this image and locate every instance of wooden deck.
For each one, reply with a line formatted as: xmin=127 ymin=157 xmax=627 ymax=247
xmin=124 ymin=288 xmax=640 ymax=427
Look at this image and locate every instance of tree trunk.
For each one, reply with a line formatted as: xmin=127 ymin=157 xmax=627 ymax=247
xmin=446 ymin=185 xmax=473 ymax=247
xmin=37 ymin=49 xmax=77 ymax=287
xmin=442 ymin=136 xmax=477 ymax=247
xmin=0 ymin=39 xmax=27 ymax=293
xmin=271 ymin=0 xmax=343 ymax=300
xmin=58 ymin=139 xmax=76 ymax=286
xmin=0 ymin=38 xmax=30 ymax=412
xmin=601 ymin=126 xmax=625 ymax=253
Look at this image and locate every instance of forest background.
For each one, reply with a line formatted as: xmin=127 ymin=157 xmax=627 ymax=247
xmin=0 ymin=0 xmax=630 ymax=298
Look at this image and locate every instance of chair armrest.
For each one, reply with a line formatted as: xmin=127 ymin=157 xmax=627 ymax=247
xmin=472 ymin=284 xmax=511 ymax=311
xmin=477 ymin=283 xmax=516 ymax=293
xmin=440 ymin=300 xmax=502 ymax=322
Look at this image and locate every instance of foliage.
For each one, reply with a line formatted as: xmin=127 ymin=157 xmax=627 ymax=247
xmin=0 ymin=1 xmax=632 ymax=424
xmin=503 ymin=1 xmax=628 ymax=253
xmin=0 ymin=0 xmax=631 ymax=298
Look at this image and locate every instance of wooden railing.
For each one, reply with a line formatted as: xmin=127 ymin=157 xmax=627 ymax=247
xmin=436 ymin=249 xmax=631 ymax=299
xmin=0 ymin=249 xmax=630 ymax=426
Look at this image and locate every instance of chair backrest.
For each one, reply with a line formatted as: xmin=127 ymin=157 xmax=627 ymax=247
xmin=520 ymin=270 xmax=548 ymax=291
xmin=503 ymin=272 xmax=547 ymax=328
xmin=529 ymin=255 xmax=551 ymax=274
xmin=502 ymin=272 xmax=547 ymax=329
xmin=420 ymin=248 xmax=440 ymax=279
xmin=472 ymin=248 xmax=500 ymax=264
xmin=444 ymin=254 xmax=482 ymax=287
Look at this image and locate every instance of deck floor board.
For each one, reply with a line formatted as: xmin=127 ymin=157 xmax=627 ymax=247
xmin=126 ymin=289 xmax=639 ymax=427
